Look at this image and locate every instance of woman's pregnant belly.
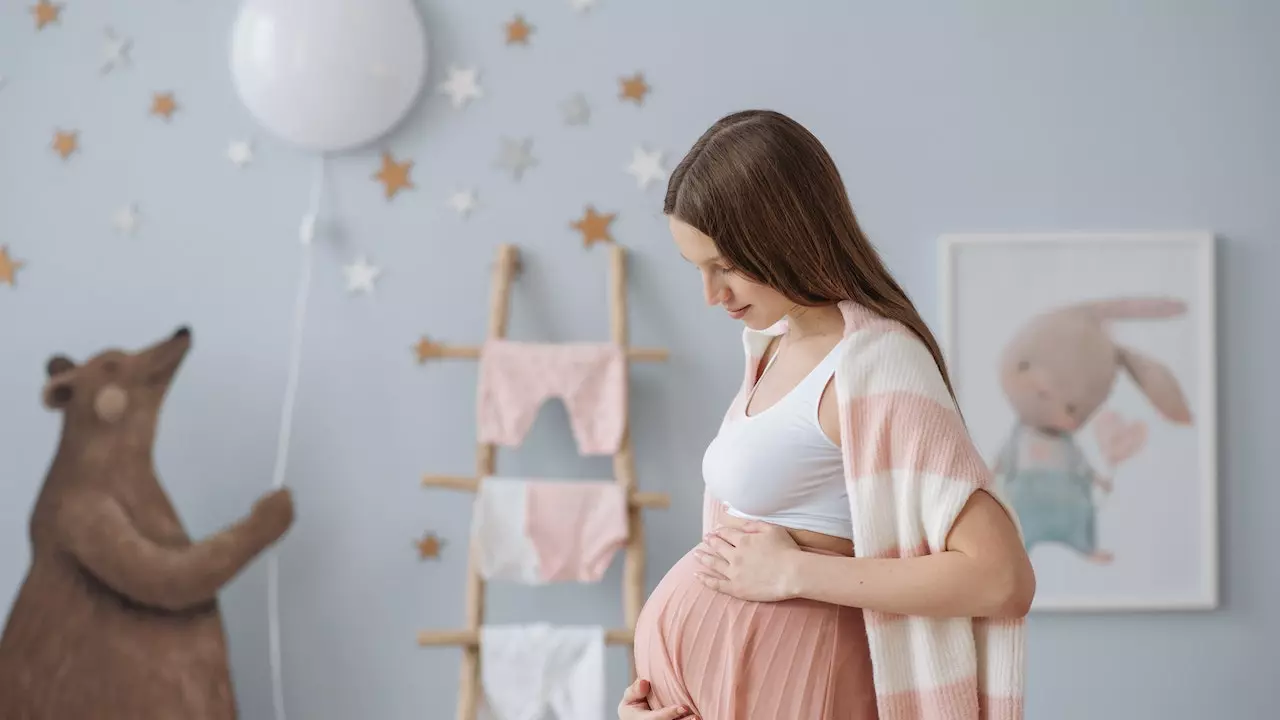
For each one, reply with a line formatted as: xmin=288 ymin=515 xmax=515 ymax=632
xmin=633 ymin=545 xmax=880 ymax=720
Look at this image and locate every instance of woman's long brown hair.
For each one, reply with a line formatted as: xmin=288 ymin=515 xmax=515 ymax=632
xmin=664 ymin=109 xmax=959 ymax=405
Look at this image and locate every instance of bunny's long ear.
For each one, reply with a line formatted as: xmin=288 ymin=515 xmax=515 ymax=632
xmin=1078 ymin=297 xmax=1187 ymax=321
xmin=1117 ymin=344 xmax=1192 ymax=424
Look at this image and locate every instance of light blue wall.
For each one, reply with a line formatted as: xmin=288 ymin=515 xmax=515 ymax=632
xmin=3 ymin=1 xmax=1277 ymax=718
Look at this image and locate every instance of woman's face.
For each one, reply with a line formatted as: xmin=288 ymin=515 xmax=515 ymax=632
xmin=669 ymin=217 xmax=791 ymax=331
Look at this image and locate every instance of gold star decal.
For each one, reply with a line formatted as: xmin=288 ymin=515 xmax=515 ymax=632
xmin=150 ymin=92 xmax=178 ymax=121
xmin=374 ymin=151 xmax=414 ymax=200
xmin=51 ymin=129 xmax=78 ymax=159
xmin=413 ymin=336 xmax=444 ymax=363
xmin=619 ymin=72 xmax=650 ymax=105
xmin=571 ymin=205 xmax=617 ymax=248
xmin=415 ymin=532 xmax=444 ymax=560
xmin=504 ymin=14 xmax=533 ymax=45
xmin=31 ymin=0 xmax=62 ymax=30
xmin=0 ymin=246 xmax=25 ymax=287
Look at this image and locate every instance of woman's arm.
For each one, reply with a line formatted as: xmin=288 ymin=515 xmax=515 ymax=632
xmin=704 ymin=491 xmax=1034 ymax=618
xmin=701 ymin=491 xmax=1034 ymax=618
xmin=783 ymin=490 xmax=1035 ymax=618
xmin=699 ymin=373 xmax=1036 ymax=618
xmin=812 ymin=370 xmax=1034 ymax=618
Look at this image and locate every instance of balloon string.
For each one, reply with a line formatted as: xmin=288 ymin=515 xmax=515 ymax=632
xmin=267 ymin=153 xmax=325 ymax=720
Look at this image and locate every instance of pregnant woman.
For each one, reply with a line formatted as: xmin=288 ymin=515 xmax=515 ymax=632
xmin=624 ymin=110 xmax=1035 ymax=720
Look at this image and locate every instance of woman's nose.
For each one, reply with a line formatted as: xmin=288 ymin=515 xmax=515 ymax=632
xmin=702 ymin=275 xmax=724 ymax=305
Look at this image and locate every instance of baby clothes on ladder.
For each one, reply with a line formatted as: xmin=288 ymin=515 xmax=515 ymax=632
xmin=479 ymin=624 xmax=604 ymax=720
xmin=472 ymin=477 xmax=629 ymax=584
xmin=477 ymin=340 xmax=627 ymax=456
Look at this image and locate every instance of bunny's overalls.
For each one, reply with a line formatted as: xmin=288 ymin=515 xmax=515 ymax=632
xmin=995 ymin=422 xmax=1098 ymax=556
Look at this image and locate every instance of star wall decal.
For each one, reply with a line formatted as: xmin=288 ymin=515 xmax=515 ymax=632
xmin=439 ymin=66 xmax=483 ymax=109
xmin=494 ymin=137 xmax=536 ymax=180
xmin=344 ymin=256 xmax=381 ymax=295
xmin=504 ymin=14 xmax=534 ymax=45
xmin=619 ymin=72 xmax=650 ymax=105
xmin=625 ymin=146 xmax=666 ymax=190
xmin=101 ymin=27 xmax=132 ymax=74
xmin=571 ymin=205 xmax=616 ymax=248
xmin=228 ymin=140 xmax=254 ymax=167
xmin=112 ymin=204 xmax=140 ymax=235
xmin=448 ymin=190 xmax=477 ymax=218
xmin=415 ymin=532 xmax=445 ymax=560
xmin=150 ymin=92 xmax=178 ymax=121
xmin=373 ymin=151 xmax=414 ymax=199
xmin=561 ymin=93 xmax=590 ymax=125
xmin=52 ymin=129 xmax=78 ymax=159
xmin=0 ymin=246 xmax=24 ymax=287
xmin=31 ymin=0 xmax=62 ymax=31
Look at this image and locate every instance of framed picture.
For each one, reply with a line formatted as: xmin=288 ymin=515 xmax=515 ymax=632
xmin=938 ymin=232 xmax=1218 ymax=612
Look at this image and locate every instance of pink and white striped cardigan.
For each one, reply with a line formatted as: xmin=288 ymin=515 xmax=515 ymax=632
xmin=704 ymin=300 xmax=1026 ymax=720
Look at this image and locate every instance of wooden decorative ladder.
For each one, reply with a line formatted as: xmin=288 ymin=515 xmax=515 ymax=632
xmin=416 ymin=242 xmax=671 ymax=720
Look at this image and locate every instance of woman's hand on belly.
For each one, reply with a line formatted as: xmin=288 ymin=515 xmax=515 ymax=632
xmin=618 ymin=678 xmax=697 ymax=720
xmin=693 ymin=513 xmax=806 ymax=603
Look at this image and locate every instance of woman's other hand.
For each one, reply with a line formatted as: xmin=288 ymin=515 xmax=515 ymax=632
xmin=694 ymin=513 xmax=803 ymax=602
xmin=618 ymin=678 xmax=697 ymax=720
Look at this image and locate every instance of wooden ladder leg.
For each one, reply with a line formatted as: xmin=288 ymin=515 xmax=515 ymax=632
xmin=457 ymin=243 xmax=520 ymax=720
xmin=608 ymin=244 xmax=644 ymax=682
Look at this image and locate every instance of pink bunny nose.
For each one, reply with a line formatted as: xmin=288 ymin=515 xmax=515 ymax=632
xmin=1023 ymin=369 xmax=1078 ymax=431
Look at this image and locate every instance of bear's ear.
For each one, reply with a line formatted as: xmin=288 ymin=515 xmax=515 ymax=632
xmin=42 ymin=379 xmax=74 ymax=410
xmin=46 ymin=355 xmax=76 ymax=378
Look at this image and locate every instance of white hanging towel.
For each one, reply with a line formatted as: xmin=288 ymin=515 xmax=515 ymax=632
xmin=478 ymin=623 xmax=605 ymax=720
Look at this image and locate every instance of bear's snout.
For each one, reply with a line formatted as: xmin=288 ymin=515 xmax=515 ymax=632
xmin=173 ymin=326 xmax=191 ymax=340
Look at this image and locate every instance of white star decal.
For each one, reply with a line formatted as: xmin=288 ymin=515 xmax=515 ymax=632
xmin=448 ymin=190 xmax=477 ymax=218
xmin=561 ymin=93 xmax=590 ymax=126
xmin=438 ymin=66 xmax=483 ymax=110
xmin=112 ymin=204 xmax=140 ymax=235
xmin=228 ymin=140 xmax=254 ymax=167
xmin=625 ymin=146 xmax=667 ymax=190
xmin=494 ymin=137 xmax=537 ymax=181
xmin=344 ymin=256 xmax=381 ymax=295
xmin=102 ymin=28 xmax=132 ymax=74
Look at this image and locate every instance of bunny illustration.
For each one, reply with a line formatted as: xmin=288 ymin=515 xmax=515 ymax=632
xmin=992 ymin=297 xmax=1193 ymax=564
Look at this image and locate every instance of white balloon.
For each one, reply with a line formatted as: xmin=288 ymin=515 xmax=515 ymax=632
xmin=229 ymin=0 xmax=428 ymax=153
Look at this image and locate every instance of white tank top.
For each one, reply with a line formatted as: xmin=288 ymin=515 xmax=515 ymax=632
xmin=702 ymin=338 xmax=852 ymax=539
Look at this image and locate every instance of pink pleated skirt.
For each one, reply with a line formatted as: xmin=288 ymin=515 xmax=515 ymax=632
xmin=634 ymin=545 xmax=880 ymax=720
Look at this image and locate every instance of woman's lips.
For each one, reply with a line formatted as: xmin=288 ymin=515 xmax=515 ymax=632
xmin=727 ymin=304 xmax=749 ymax=319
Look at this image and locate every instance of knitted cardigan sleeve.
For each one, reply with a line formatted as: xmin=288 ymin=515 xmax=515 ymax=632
xmin=834 ymin=315 xmax=1026 ymax=720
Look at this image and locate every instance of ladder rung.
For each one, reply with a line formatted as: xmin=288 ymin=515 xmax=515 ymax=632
xmin=418 ymin=628 xmax=634 ymax=646
xmin=415 ymin=343 xmax=669 ymax=363
xmin=421 ymin=475 xmax=670 ymax=509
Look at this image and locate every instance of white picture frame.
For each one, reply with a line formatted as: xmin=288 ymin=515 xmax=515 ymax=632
xmin=938 ymin=231 xmax=1218 ymax=612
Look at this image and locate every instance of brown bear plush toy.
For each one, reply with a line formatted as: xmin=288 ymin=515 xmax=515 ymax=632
xmin=0 ymin=325 xmax=295 ymax=719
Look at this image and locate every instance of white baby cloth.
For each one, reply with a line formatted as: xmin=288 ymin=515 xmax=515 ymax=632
xmin=471 ymin=476 xmax=628 ymax=585
xmin=478 ymin=623 xmax=604 ymax=720
xmin=472 ymin=477 xmax=542 ymax=584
